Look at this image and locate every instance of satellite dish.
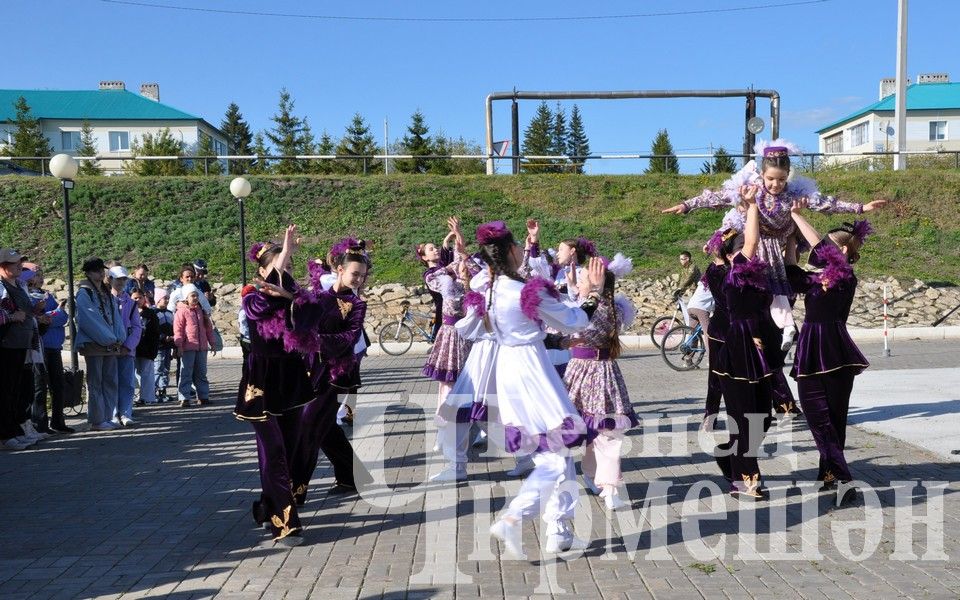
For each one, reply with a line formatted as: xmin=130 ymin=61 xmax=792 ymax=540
xmin=747 ymin=117 xmax=765 ymax=134
xmin=886 ymin=126 xmax=895 ymax=136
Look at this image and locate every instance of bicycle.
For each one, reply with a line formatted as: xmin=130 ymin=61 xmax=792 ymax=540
xmin=649 ymin=295 xmax=693 ymax=349
xmin=660 ymin=322 xmax=706 ymax=371
xmin=378 ymin=300 xmax=436 ymax=356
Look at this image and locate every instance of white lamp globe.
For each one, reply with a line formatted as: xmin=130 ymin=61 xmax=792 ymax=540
xmin=50 ymin=154 xmax=79 ymax=180
xmin=230 ymin=177 xmax=252 ymax=199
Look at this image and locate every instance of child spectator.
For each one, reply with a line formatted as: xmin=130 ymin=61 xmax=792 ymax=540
xmin=132 ymin=290 xmax=160 ymax=405
xmin=27 ymin=264 xmax=73 ymax=433
xmin=173 ymin=284 xmax=215 ymax=408
xmin=153 ymin=288 xmax=175 ymax=402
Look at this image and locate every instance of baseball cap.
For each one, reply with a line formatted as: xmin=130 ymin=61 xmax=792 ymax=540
xmin=0 ymin=248 xmax=27 ymax=264
xmin=193 ymin=259 xmax=208 ymax=272
xmin=107 ymin=265 xmax=130 ymax=279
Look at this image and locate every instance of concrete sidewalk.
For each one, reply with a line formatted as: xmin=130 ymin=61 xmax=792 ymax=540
xmin=6 ymin=341 xmax=958 ymax=599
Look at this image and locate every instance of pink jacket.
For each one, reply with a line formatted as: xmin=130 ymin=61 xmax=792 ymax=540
xmin=173 ymin=302 xmax=215 ymax=352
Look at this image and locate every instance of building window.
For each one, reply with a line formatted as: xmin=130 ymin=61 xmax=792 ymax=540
xmin=929 ymin=121 xmax=947 ymax=142
xmin=61 ymin=131 xmax=81 ymax=151
xmin=214 ymin=140 xmax=226 ymax=155
xmin=108 ymin=131 xmax=130 ymax=152
xmin=849 ymin=122 xmax=868 ymax=147
xmin=824 ymin=132 xmax=843 ymax=154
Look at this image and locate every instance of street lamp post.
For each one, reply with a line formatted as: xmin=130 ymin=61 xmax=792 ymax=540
xmin=49 ymin=154 xmax=80 ymax=371
xmin=230 ymin=177 xmax=252 ymax=284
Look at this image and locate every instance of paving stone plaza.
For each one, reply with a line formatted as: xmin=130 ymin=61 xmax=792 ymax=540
xmin=1 ymin=340 xmax=958 ymax=599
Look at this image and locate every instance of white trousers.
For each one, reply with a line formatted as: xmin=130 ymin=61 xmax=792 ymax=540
xmin=582 ymin=431 xmax=624 ymax=488
xmin=505 ymin=451 xmax=577 ymax=536
xmin=770 ymin=294 xmax=796 ymax=329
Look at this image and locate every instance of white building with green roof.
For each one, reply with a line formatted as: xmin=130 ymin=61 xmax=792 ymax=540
xmin=0 ymin=82 xmax=228 ymax=174
xmin=816 ymin=74 xmax=960 ymax=165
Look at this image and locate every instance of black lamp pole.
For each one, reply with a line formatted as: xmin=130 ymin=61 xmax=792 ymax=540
xmin=62 ymin=178 xmax=78 ymax=372
xmin=239 ymin=198 xmax=247 ymax=284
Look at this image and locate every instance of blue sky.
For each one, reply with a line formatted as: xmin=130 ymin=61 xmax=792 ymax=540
xmin=5 ymin=0 xmax=958 ymax=173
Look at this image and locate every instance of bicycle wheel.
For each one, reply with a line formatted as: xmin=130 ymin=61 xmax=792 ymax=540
xmin=660 ymin=325 xmax=706 ymax=372
xmin=378 ymin=321 xmax=414 ymax=356
xmin=650 ymin=315 xmax=681 ymax=349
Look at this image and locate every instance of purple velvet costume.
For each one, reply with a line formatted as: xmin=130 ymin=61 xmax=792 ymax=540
xmin=787 ymin=241 xmax=870 ymax=483
xmin=288 ymin=286 xmax=367 ymax=503
xmin=702 ymin=263 xmax=729 ymax=418
xmin=235 ymin=271 xmax=314 ymax=542
xmin=712 ymin=254 xmax=781 ymax=495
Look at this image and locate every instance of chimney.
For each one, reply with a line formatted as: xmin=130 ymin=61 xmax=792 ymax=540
xmin=99 ymin=80 xmax=125 ymax=91
xmin=140 ymin=83 xmax=160 ymax=102
xmin=918 ymin=72 xmax=949 ymax=84
xmin=879 ymin=76 xmax=912 ymax=100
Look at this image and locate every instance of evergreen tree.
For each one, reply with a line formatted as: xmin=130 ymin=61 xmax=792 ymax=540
xmin=335 ymin=113 xmax=380 ymax=174
xmin=1 ymin=96 xmax=52 ymax=172
xmin=397 ymin=110 xmax=431 ymax=174
xmin=550 ymin=102 xmax=569 ymax=173
xmin=566 ymin=105 xmax=590 ymax=174
xmin=265 ymin=88 xmax=308 ymax=174
xmin=249 ymin=132 xmax=271 ymax=174
xmin=314 ymin=131 xmax=336 ymax=174
xmin=300 ymin=117 xmax=318 ymax=173
xmin=191 ymin=133 xmax=222 ymax=176
xmin=521 ymin=101 xmax=553 ymax=174
xmin=700 ymin=146 xmax=738 ymax=174
xmin=76 ymin=120 xmax=101 ymax=176
xmin=127 ymin=128 xmax=186 ymax=175
xmin=645 ymin=129 xmax=679 ymax=174
xmin=220 ymin=102 xmax=253 ymax=174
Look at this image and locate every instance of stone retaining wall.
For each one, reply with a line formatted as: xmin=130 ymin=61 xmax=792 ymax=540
xmin=41 ymin=275 xmax=960 ymax=348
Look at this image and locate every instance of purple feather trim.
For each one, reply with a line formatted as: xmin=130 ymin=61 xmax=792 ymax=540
xmin=576 ymin=236 xmax=597 ymax=258
xmin=307 ymin=260 xmax=329 ymax=290
xmin=256 ymin=307 xmax=287 ymax=341
xmin=728 ymin=256 xmax=770 ymax=290
xmin=520 ymin=277 xmax=560 ymax=324
xmin=476 ymin=220 xmax=512 ymax=245
xmin=462 ymin=290 xmax=486 ymax=316
xmin=330 ymin=237 xmax=359 ymax=259
xmin=705 ymin=230 xmax=725 ymax=256
xmin=247 ymin=242 xmax=269 ymax=263
xmin=851 ymin=219 xmax=874 ymax=244
xmin=813 ymin=243 xmax=853 ymax=290
xmin=283 ymin=327 xmax=320 ymax=355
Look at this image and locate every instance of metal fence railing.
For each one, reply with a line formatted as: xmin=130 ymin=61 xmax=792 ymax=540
xmin=2 ymin=149 xmax=960 ymax=175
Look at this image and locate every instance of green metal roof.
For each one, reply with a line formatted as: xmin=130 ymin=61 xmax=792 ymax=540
xmin=0 ymin=89 xmax=201 ymax=122
xmin=817 ymin=82 xmax=960 ymax=133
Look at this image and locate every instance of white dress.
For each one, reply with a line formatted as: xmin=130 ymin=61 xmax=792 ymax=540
xmin=487 ymin=275 xmax=590 ymax=454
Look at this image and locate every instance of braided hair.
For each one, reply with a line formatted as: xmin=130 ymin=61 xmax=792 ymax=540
xmin=478 ymin=230 xmax=523 ymax=311
xmin=601 ymin=271 xmax=623 ymax=359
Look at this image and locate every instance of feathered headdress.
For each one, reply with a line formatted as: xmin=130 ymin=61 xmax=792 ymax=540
xmin=811 ymin=242 xmax=854 ymax=290
xmin=247 ymin=242 xmax=274 ymax=263
xmin=837 ymin=219 xmax=874 ymax=244
xmin=476 ymin=220 xmax=512 ymax=246
xmin=576 ymin=236 xmax=597 ymax=258
xmin=606 ymin=253 xmax=633 ymax=279
xmin=613 ymin=294 xmax=637 ymax=330
xmin=705 ymin=228 xmax=739 ymax=256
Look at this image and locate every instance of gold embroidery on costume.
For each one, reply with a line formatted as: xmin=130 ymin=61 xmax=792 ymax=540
xmin=741 ymin=473 xmax=761 ymax=496
xmin=271 ymin=505 xmax=294 ymax=538
xmin=294 ymin=483 xmax=308 ymax=498
xmin=823 ymin=470 xmax=836 ymax=484
xmin=337 ymin=298 xmax=353 ymax=319
xmin=244 ymin=384 xmax=265 ymax=404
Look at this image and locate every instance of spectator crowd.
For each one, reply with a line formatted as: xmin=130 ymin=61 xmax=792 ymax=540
xmin=0 ymin=251 xmax=221 ymax=450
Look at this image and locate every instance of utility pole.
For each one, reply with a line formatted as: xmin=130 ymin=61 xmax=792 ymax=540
xmin=893 ymin=0 xmax=908 ymax=170
xmin=384 ymin=117 xmax=390 ymax=174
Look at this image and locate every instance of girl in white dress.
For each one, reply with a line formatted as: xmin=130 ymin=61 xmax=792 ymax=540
xmin=474 ymin=220 xmax=606 ymax=558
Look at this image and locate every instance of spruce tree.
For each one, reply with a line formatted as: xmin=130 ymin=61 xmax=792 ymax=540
xmin=191 ymin=134 xmax=222 ymax=176
xmin=550 ymin=102 xmax=569 ymax=173
xmin=128 ymin=128 xmax=186 ymax=175
xmin=521 ymin=101 xmax=553 ymax=174
xmin=220 ymin=102 xmax=253 ymax=174
xmin=1 ymin=96 xmax=52 ymax=172
xmin=398 ymin=110 xmax=431 ymax=174
xmin=700 ymin=146 xmax=737 ymax=174
xmin=315 ymin=131 xmax=335 ymax=174
xmin=76 ymin=120 xmax=101 ymax=176
xmin=335 ymin=113 xmax=380 ymax=174
xmin=266 ymin=88 xmax=308 ymax=174
xmin=430 ymin=131 xmax=452 ymax=175
xmin=249 ymin=132 xmax=271 ymax=174
xmin=645 ymin=129 xmax=679 ymax=174
xmin=567 ymin=105 xmax=590 ymax=174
